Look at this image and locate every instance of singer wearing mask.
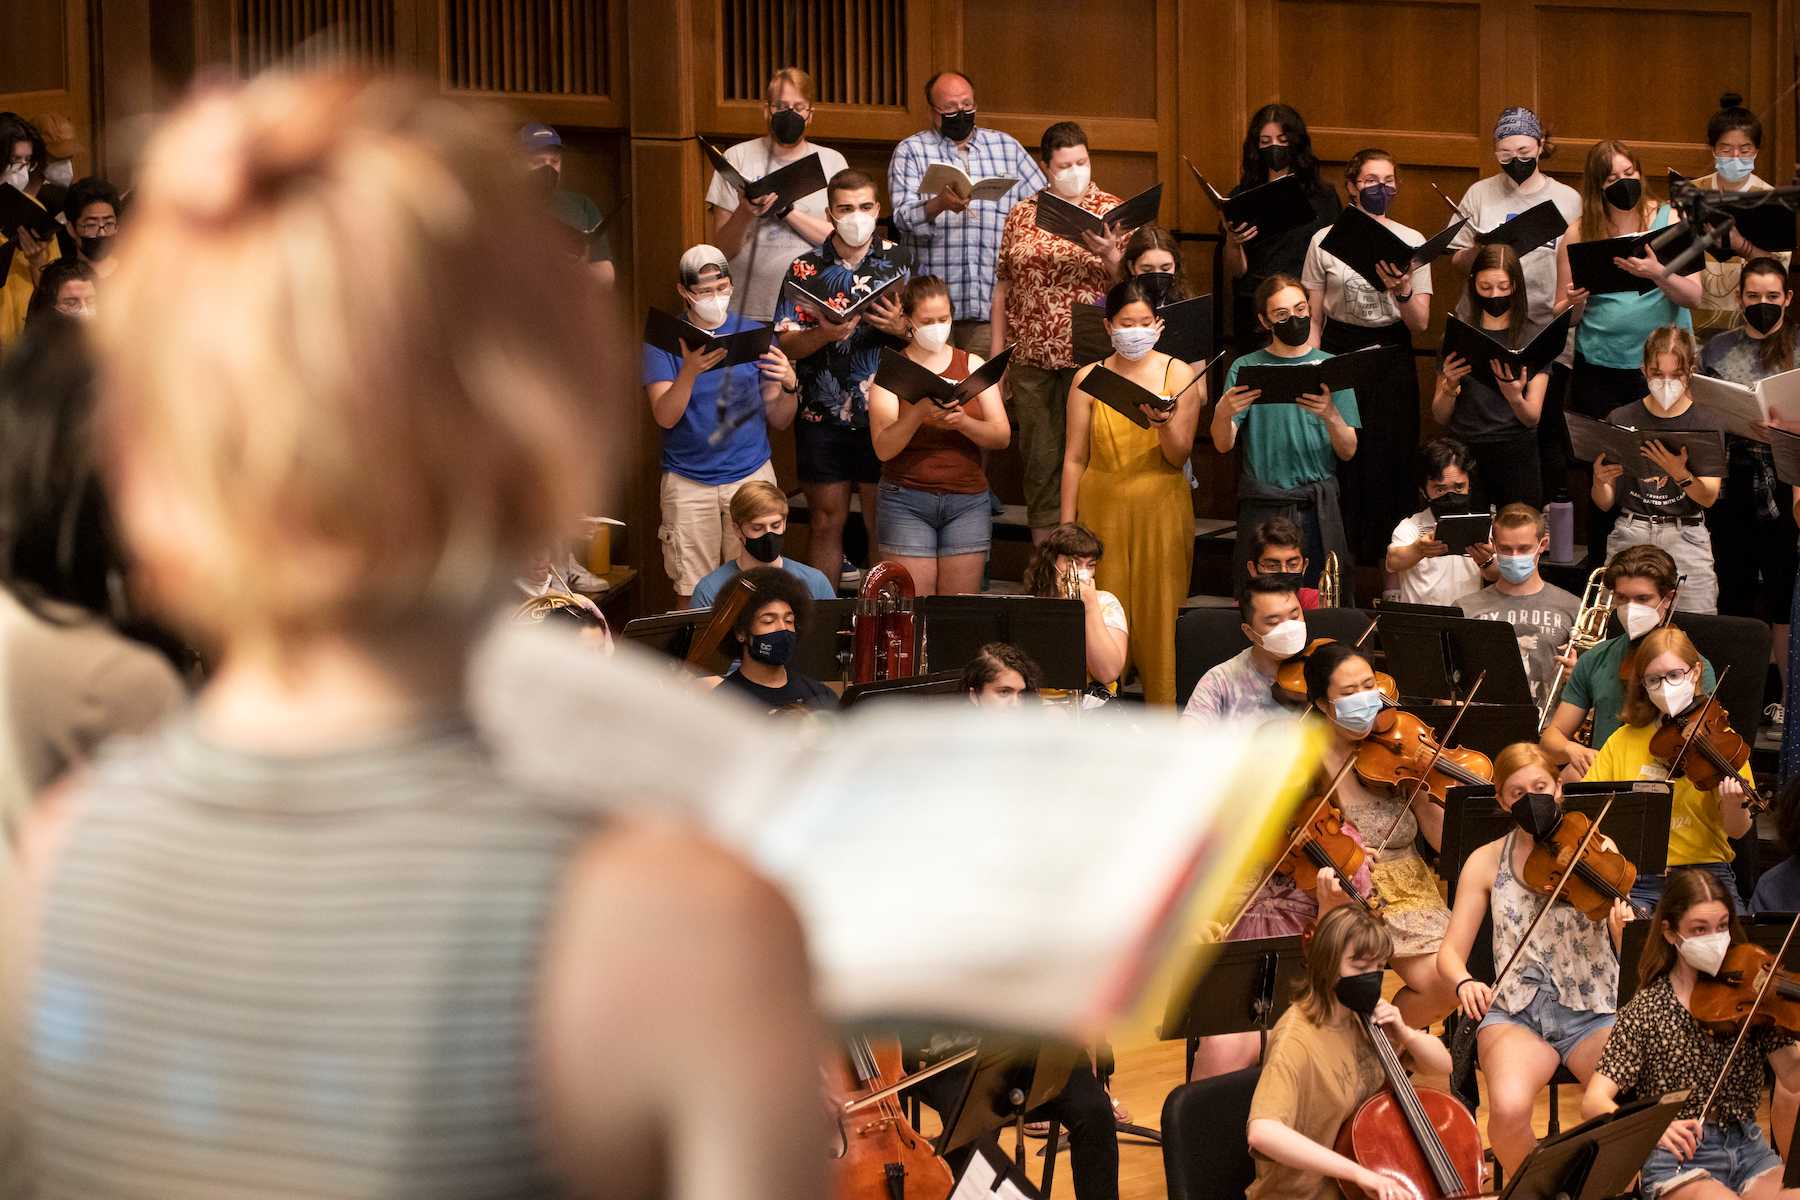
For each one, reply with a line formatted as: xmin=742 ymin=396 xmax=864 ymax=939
xmin=1590 ymin=327 xmax=1720 ymax=613
xmin=1585 ymin=629 xmax=1752 ymax=912
xmin=1224 ymin=103 xmax=1340 ymax=355
xmin=704 ymin=67 xmax=847 ymax=322
xmin=688 ymin=481 xmax=836 ymax=608
xmin=1693 ymin=94 xmax=1785 ymax=335
xmin=994 ymin=121 xmax=1125 ymax=545
xmin=1061 ymin=277 xmax=1200 ymax=706
xmin=0 ymin=114 xmax=57 ymax=353
xmin=1302 ymin=149 xmax=1432 ymax=569
xmin=867 ymin=275 xmax=1011 ymax=596
xmin=63 ymin=177 xmax=123 ymax=281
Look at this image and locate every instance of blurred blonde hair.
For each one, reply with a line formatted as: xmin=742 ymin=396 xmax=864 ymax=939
xmin=97 ymin=73 xmax=612 ymax=648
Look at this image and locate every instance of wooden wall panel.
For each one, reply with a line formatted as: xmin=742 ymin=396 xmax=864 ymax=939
xmin=962 ymin=0 xmax=1160 ymax=119
xmin=1 ymin=0 xmax=93 ymax=181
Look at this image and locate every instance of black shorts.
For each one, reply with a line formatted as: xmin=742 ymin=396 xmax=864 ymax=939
xmin=796 ymin=419 xmax=881 ymax=485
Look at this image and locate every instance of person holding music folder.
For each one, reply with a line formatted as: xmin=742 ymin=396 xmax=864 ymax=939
xmin=517 ymin=121 xmax=614 ymax=286
xmin=1062 ymin=276 xmax=1199 ymax=706
xmin=1541 ymin=545 xmax=1716 ymax=778
xmin=1449 ymin=107 xmax=1581 ymax=325
xmin=712 ymin=565 xmax=839 ymax=713
xmin=688 ymin=480 xmax=836 ymax=609
xmin=1021 ymin=523 xmax=1129 ymax=695
xmin=704 ymin=67 xmax=846 ymax=321
xmin=1387 ymin=437 xmax=1495 ymax=607
xmin=775 ymin=168 xmax=911 ymax=585
xmin=888 ymin=70 xmax=1046 ymax=353
xmin=1584 ymin=627 xmax=1752 ymax=913
xmin=1244 ymin=517 xmax=1323 ymax=609
xmin=1213 ymin=274 xmax=1360 ymax=598
xmin=1700 ymin=258 xmax=1797 ymax=677
xmin=1437 ymin=743 xmax=1629 ymax=1178
xmin=1434 ymin=244 xmax=1556 ymax=507
xmin=643 ymin=244 xmax=797 ymax=604
xmin=1245 ymin=905 xmax=1452 ymax=1200
xmin=867 ymin=275 xmax=1009 ymax=596
xmin=962 ymin=640 xmax=1041 ymax=708
xmin=1693 ymin=94 xmax=1785 ymax=335
xmin=994 ymin=121 xmax=1127 ymax=545
xmin=1590 ymin=326 xmax=1722 ymax=614
xmin=1224 ymin=103 xmax=1341 ymax=355
xmin=1454 ymin=503 xmax=1580 ymax=712
xmin=1583 ymin=867 xmax=1800 ymax=1200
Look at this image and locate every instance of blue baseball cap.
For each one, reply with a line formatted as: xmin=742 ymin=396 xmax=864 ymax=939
xmin=518 ymin=122 xmax=562 ymax=151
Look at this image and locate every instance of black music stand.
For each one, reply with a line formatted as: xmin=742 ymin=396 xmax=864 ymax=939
xmin=935 ymin=1039 xmax=1082 ymax=1158
xmin=914 ymin=596 xmax=1087 ymax=690
xmin=1438 ymin=782 xmax=1673 ymax=906
xmin=951 ymin=1137 xmax=1046 ymax=1199
xmin=1157 ymin=935 xmax=1307 ymax=1079
xmin=840 ymin=670 xmax=966 ymax=709
xmin=793 ymin=597 xmax=855 ymax=683
xmin=1499 ymin=1090 xmax=1689 ymax=1199
xmin=1398 ymin=702 xmax=1542 ymax=760
xmin=1618 ymin=911 xmax=1800 ymax=1004
xmin=1373 ymin=598 xmax=1463 ymax=618
xmin=1371 ymin=610 xmax=1533 ymax=706
xmin=619 ymin=607 xmax=740 ymax=675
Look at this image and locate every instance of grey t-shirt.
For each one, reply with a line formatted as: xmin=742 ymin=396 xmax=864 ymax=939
xmin=1454 ymin=581 xmax=1580 ymax=709
xmin=1604 ymin=400 xmax=1718 ymax=519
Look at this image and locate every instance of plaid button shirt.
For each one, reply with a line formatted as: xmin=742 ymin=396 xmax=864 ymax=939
xmin=888 ymin=126 xmax=1046 ymax=319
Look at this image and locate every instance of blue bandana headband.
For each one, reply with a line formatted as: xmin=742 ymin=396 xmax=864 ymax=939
xmin=1493 ymin=106 xmax=1543 ymax=144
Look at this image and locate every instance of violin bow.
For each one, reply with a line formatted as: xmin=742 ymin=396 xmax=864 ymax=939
xmin=1221 ymin=755 xmax=1359 ymax=939
xmin=1369 ymin=670 xmax=1487 ymax=856
xmin=1698 ymin=908 xmax=1800 ymax=1125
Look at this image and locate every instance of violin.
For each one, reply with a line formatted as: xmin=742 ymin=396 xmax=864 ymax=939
xmin=1272 ymin=621 xmax=1398 ymax=707
xmin=1518 ymin=808 xmax=1637 ymax=923
xmin=1689 ymin=942 xmax=1800 ymax=1037
xmin=1335 ymin=1001 xmax=1485 ymax=1199
xmin=1276 ymin=784 xmax=1383 ymax=917
xmin=1648 ymin=677 xmax=1759 ymax=809
xmin=1354 ymin=709 xmax=1494 ymax=806
xmin=826 ymin=1035 xmax=954 ymax=1200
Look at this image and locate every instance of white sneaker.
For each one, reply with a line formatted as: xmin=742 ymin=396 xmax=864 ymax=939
xmin=1766 ymin=703 xmax=1786 ymax=728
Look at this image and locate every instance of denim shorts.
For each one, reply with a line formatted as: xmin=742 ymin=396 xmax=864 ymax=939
xmin=1477 ymin=981 xmax=1614 ymax=1062
xmin=877 ymin=482 xmax=992 ymax=558
xmin=1641 ymin=1120 xmax=1783 ymax=1199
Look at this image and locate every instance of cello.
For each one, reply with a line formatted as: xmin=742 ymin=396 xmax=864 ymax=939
xmin=826 ymin=1034 xmax=956 ymax=1200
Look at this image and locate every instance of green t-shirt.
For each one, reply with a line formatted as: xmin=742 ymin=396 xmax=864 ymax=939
xmin=550 ymin=189 xmax=613 ymax=264
xmin=1561 ymin=631 xmax=1717 ymax=749
xmin=1225 ymin=348 xmax=1361 ymax=489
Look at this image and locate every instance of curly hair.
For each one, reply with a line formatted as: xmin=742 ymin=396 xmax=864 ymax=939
xmin=1022 ymin=523 xmax=1103 ymax=598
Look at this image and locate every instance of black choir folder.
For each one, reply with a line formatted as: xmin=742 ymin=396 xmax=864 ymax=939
xmin=1433 ymin=185 xmax=1567 ymax=259
xmin=1233 ymin=345 xmax=1386 ymax=404
xmin=874 ymin=345 xmax=1013 ymax=408
xmin=1071 ymin=293 xmax=1213 ymax=365
xmin=642 ymin=307 xmax=772 ymax=366
xmin=1564 ymin=410 xmax=1728 ymax=478
xmin=781 ymin=269 xmax=907 ymax=324
xmin=1033 ymin=183 xmax=1164 ymax=244
xmin=1567 ymin=224 xmax=1701 ymax=295
xmin=1317 ymin=205 xmax=1465 ymax=291
xmin=1184 ymin=155 xmax=1316 ymax=243
xmin=1669 ymin=168 xmax=1798 ymax=254
xmin=0 ymin=184 xmax=59 ymax=241
xmin=698 ymin=136 xmax=827 ymax=209
xmin=1440 ymin=310 xmax=1573 ymax=390
xmin=1080 ymin=355 xmax=1219 ymax=428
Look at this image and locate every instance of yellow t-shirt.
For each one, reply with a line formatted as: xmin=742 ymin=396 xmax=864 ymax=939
xmin=1246 ymin=1004 xmax=1385 ymax=1200
xmin=0 ymin=223 xmax=63 ymax=353
xmin=1585 ymin=719 xmax=1751 ymax=866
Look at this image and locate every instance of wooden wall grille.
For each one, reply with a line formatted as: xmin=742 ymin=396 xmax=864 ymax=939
xmin=445 ymin=0 xmax=612 ymax=95
xmin=721 ymin=0 xmax=908 ymax=108
xmin=235 ymin=0 xmax=395 ymax=72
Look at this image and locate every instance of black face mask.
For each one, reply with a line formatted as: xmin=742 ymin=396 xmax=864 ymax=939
xmin=80 ymin=234 xmax=114 ymax=262
xmin=1510 ymin=791 xmax=1563 ymax=842
xmin=1264 ymin=570 xmax=1307 ymax=592
xmin=1334 ymin=970 xmax=1385 ymax=1017
xmin=746 ymin=628 xmax=796 ymax=667
xmin=1427 ymin=490 xmax=1473 ymax=518
xmin=1501 ymin=157 xmax=1537 ymax=185
xmin=1136 ymin=270 xmax=1177 ymax=308
xmin=530 ymin=164 xmax=559 ymax=198
xmin=743 ymin=530 xmax=783 ymax=563
xmin=1268 ymin=313 xmax=1310 ymax=348
xmin=938 ymin=109 xmax=977 ymax=143
xmin=1744 ymin=302 xmax=1786 ymax=336
xmin=769 ymin=109 xmax=806 ymax=146
xmin=1475 ymin=291 xmax=1515 ymax=318
xmin=1603 ymin=177 xmax=1642 ymax=212
xmin=1258 ymin=144 xmax=1291 ymax=173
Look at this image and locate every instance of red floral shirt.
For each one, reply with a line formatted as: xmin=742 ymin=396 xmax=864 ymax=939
xmin=996 ymin=184 xmax=1122 ymax=368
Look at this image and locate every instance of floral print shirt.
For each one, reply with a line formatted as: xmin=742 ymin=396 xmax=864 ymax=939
xmin=995 ymin=184 xmax=1122 ymax=369
xmin=1598 ymin=975 xmax=1795 ymax=1124
xmin=775 ymin=239 xmax=909 ymax=429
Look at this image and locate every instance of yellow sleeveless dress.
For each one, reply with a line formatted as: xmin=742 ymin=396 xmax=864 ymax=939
xmin=1075 ymin=370 xmax=1194 ymax=706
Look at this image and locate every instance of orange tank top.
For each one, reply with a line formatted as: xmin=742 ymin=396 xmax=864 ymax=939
xmin=884 ymin=347 xmax=988 ymax=494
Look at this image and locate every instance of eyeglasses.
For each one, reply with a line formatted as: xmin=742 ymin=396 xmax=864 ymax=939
xmin=54 ymin=298 xmax=94 ymax=315
xmin=1494 ymin=152 xmax=1535 ymax=165
xmin=687 ymin=283 xmax=732 ymax=300
xmin=934 ymin=104 xmax=975 ymax=117
xmin=1644 ymin=666 xmax=1693 ymax=690
xmin=768 ymin=101 xmax=812 ymax=117
xmin=1715 ymin=146 xmax=1758 ymax=159
xmin=74 ymin=219 xmax=117 ymax=236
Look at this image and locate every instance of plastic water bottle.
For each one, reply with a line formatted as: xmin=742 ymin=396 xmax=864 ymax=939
xmin=1546 ymin=491 xmax=1575 ymax=564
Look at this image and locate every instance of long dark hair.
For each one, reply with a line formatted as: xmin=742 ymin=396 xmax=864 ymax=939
xmin=1464 ymin=243 xmax=1529 ymax=348
xmin=1022 ymin=523 xmax=1103 ymax=598
xmin=1640 ymin=866 xmax=1743 ymax=987
xmin=1739 ymin=256 xmax=1795 ymax=376
xmin=1239 ymin=103 xmax=1326 ymax=196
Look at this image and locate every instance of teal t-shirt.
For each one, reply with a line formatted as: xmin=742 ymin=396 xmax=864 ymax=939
xmin=1561 ymin=631 xmax=1716 ymax=749
xmin=1574 ymin=204 xmax=1692 ymax=369
xmin=1225 ymin=348 xmax=1361 ymax=489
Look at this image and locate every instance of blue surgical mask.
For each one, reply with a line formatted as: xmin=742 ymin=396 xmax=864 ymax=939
xmin=1110 ymin=325 xmax=1162 ymax=361
xmin=1497 ymin=552 xmax=1537 ymax=584
xmin=1716 ymin=155 xmax=1755 ymax=184
xmin=1331 ymin=690 xmax=1385 ymax=735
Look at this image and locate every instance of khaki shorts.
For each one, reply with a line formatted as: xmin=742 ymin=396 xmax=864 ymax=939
xmin=659 ymin=461 xmax=776 ymax=596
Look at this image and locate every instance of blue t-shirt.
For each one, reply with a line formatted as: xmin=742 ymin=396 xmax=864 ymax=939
xmin=1575 ymin=205 xmax=1693 ymax=370
xmin=1225 ymin=348 xmax=1361 ymax=489
xmin=642 ymin=312 xmax=772 ymax=485
xmin=690 ymin=557 xmax=838 ymax=608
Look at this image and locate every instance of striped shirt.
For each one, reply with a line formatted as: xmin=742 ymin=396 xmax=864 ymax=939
xmin=6 ymin=717 xmax=595 ymax=1199
xmin=888 ymin=126 xmax=1046 ymax=317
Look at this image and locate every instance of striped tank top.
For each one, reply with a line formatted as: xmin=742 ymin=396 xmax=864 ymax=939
xmin=6 ymin=717 xmax=594 ymax=1198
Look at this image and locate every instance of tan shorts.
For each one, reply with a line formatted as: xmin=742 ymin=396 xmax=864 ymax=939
xmin=659 ymin=461 xmax=776 ymax=596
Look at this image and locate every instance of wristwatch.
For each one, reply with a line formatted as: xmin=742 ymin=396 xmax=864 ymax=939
xmin=781 ymin=379 xmax=799 ymax=395
xmin=1676 ymin=476 xmax=1695 ymax=489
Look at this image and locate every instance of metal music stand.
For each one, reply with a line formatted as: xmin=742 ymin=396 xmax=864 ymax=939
xmin=914 ymin=596 xmax=1087 ymax=691
xmin=1499 ymin=1091 xmax=1689 ymax=1199
xmin=618 ymin=607 xmax=740 ymax=674
xmin=793 ymin=597 xmax=855 ymax=683
xmin=1439 ymin=782 xmax=1673 ymax=906
xmin=951 ymin=1137 xmax=1046 ymax=1199
xmin=934 ymin=1038 xmax=1082 ymax=1158
xmin=1618 ymin=910 xmax=1800 ymax=1005
xmin=1157 ymin=934 xmax=1307 ymax=1080
xmin=1370 ymin=610 xmax=1533 ymax=706
xmin=840 ymin=670 xmax=965 ymax=709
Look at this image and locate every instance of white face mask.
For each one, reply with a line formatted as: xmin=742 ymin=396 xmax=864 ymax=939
xmin=1051 ymin=164 xmax=1091 ymax=199
xmin=833 ymin=210 xmax=875 ymax=248
xmin=1620 ymin=601 xmax=1661 ymax=640
xmin=1109 ymin=324 xmax=1161 ymax=360
xmin=2 ymin=164 xmax=27 ymax=191
xmin=44 ymin=160 xmax=73 ymax=187
xmin=1649 ymin=674 xmax=1695 ymax=718
xmin=1677 ymin=930 xmax=1730 ymax=977
xmin=913 ymin=320 xmax=952 ymax=352
xmin=689 ymin=293 xmax=732 ymax=327
xmin=1257 ymin=618 xmax=1308 ymax=659
xmin=1647 ymin=377 xmax=1685 ymax=411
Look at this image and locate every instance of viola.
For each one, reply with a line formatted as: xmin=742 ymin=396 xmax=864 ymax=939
xmin=1689 ymin=942 xmax=1800 ymax=1037
xmin=1354 ymin=709 xmax=1494 ymax=806
xmin=826 ymin=1035 xmax=954 ymax=1200
xmin=1335 ymin=1005 xmax=1485 ymax=1199
xmin=1276 ymin=787 xmax=1383 ymax=917
xmin=1272 ymin=621 xmax=1398 ymax=708
xmin=1518 ymin=808 xmax=1637 ymax=923
xmin=1649 ymin=682 xmax=1758 ymax=809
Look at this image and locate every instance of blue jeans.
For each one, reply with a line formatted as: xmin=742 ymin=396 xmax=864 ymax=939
xmin=1630 ymin=862 xmax=1740 ymax=918
xmin=1641 ymin=1120 xmax=1782 ymax=1199
xmin=877 ymin=482 xmax=992 ymax=558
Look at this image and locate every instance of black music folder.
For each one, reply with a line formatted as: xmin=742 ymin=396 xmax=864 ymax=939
xmin=1433 ymin=512 xmax=1494 ymax=555
xmin=1186 ymin=155 xmax=1316 ymax=242
xmin=642 ymin=307 xmax=772 ymax=366
xmin=0 ymin=184 xmax=59 ymax=241
xmin=1568 ymin=223 xmax=1700 ymax=295
xmin=875 ymin=345 xmax=1013 ymax=408
xmin=1564 ymin=410 xmax=1728 ymax=478
xmin=1233 ymin=345 xmax=1386 ymax=404
xmin=1473 ymin=198 xmax=1568 ymax=258
xmin=1071 ymin=293 xmax=1213 ymax=365
xmin=1080 ymin=362 xmax=1208 ymax=428
xmin=698 ymin=136 xmax=827 ymax=208
xmin=1440 ymin=310 xmax=1573 ymax=390
xmin=1033 ymin=183 xmax=1164 ymax=244
xmin=1317 ymin=205 xmax=1465 ymax=291
xmin=781 ymin=268 xmax=908 ymax=324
